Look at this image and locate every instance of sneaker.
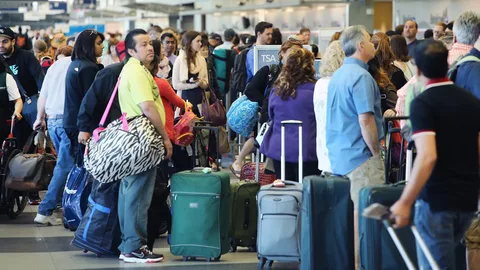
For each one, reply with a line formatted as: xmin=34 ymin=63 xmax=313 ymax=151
xmin=34 ymin=213 xmax=61 ymax=226
xmin=123 ymin=246 xmax=163 ymax=263
xmin=28 ymin=192 xmax=42 ymax=205
xmin=119 ymin=253 xmax=125 ymax=260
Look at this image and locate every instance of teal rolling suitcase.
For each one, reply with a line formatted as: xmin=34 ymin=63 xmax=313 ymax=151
xmin=170 ymin=170 xmax=231 ymax=262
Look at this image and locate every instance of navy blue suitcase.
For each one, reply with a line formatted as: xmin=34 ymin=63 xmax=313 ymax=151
xmin=358 ymin=185 xmax=417 ymax=270
xmin=359 ymin=186 xmax=467 ymax=270
xmin=300 ymin=174 xmax=355 ymax=270
xmin=72 ymin=180 xmax=121 ymax=256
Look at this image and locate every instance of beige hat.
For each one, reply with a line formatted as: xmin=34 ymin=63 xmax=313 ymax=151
xmin=51 ymin=32 xmax=67 ymax=49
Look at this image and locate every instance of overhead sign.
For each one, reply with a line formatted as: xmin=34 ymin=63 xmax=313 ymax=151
xmin=253 ymin=45 xmax=312 ymax=74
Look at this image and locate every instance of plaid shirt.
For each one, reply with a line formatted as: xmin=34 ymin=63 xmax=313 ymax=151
xmin=448 ymin=43 xmax=474 ymax=66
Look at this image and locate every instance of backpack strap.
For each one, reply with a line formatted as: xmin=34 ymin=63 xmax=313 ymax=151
xmin=448 ymin=55 xmax=480 ymax=81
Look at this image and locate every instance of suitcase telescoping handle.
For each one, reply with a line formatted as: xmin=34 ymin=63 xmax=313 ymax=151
xmin=363 ymin=203 xmax=440 ymax=270
xmin=281 ymin=120 xmax=303 ymax=184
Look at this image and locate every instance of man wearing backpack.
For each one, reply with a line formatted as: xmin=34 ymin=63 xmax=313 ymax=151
xmin=246 ymin=22 xmax=273 ymax=83
xmin=454 ymin=30 xmax=480 ymax=99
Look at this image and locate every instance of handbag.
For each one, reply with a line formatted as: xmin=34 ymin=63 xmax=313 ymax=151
xmin=202 ymin=88 xmax=226 ymax=126
xmin=218 ymin=126 xmax=230 ymax=155
xmin=84 ymin=77 xmax=165 ymax=184
xmin=62 ymin=147 xmax=91 ymax=231
xmin=173 ymin=106 xmax=200 ymax=147
xmin=5 ymin=130 xmax=56 ymax=191
xmin=226 ymin=95 xmax=259 ymax=138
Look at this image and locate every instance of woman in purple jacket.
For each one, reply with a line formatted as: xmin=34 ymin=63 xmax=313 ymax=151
xmin=260 ymin=48 xmax=320 ymax=182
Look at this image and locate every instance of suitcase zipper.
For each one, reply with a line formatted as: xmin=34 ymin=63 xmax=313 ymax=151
xmin=172 ymin=192 xmax=220 ymax=200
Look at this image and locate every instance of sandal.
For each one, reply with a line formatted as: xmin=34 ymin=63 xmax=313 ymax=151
xmin=229 ymin=165 xmax=241 ymax=179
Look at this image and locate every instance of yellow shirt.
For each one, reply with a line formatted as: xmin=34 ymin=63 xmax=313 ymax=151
xmin=118 ymin=57 xmax=166 ymax=124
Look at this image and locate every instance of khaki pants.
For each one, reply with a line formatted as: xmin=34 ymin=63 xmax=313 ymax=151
xmin=347 ymin=155 xmax=385 ymax=210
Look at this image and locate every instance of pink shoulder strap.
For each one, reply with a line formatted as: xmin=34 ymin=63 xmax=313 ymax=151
xmin=99 ymin=77 xmax=121 ymax=127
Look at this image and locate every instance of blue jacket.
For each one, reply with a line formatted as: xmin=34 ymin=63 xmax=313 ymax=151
xmin=455 ymin=48 xmax=480 ymax=100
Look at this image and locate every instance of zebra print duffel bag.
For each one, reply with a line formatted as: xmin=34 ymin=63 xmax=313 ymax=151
xmin=83 ymin=78 xmax=165 ymax=183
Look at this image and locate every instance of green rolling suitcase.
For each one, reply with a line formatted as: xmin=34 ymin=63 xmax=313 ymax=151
xmin=229 ymin=181 xmax=260 ymax=252
xmin=170 ymin=170 xmax=231 ymax=262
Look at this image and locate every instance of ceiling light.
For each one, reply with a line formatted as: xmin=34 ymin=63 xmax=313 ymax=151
xmin=317 ymin=6 xmax=325 ymax=11
xmin=285 ymin=8 xmax=294 ymax=13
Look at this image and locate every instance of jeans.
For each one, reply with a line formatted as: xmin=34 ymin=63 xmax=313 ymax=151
xmin=414 ymin=200 xmax=474 ymax=270
xmin=118 ymin=167 xmax=156 ymax=253
xmin=38 ymin=118 xmax=75 ymax=216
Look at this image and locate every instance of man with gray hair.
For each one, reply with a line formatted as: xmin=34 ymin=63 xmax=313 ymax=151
xmin=326 ymin=25 xmax=384 ymax=268
xmin=448 ymin=11 xmax=480 ymax=65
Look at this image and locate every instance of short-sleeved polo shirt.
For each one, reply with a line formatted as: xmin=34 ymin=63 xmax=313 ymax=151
xmin=326 ymin=57 xmax=384 ymax=175
xmin=118 ymin=57 xmax=166 ymax=124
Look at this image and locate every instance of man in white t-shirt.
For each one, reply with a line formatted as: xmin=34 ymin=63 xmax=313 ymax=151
xmin=0 ymin=64 xmax=23 ymax=140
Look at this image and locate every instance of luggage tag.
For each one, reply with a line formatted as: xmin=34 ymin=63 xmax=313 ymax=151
xmin=272 ymin=180 xmax=286 ymax=188
xmin=26 ymin=97 xmax=32 ymax=105
xmin=186 ymin=144 xmax=193 ymax=156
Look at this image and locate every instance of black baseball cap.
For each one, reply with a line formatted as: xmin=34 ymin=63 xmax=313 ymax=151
xmin=0 ymin=27 xmax=15 ymax=40
xmin=209 ymin=33 xmax=223 ymax=42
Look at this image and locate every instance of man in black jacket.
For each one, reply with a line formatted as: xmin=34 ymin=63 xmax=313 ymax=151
xmin=0 ymin=27 xmax=44 ymax=134
xmin=77 ymin=41 xmax=126 ymax=142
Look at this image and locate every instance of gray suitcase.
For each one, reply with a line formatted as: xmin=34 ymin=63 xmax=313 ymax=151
xmin=257 ymin=120 xmax=303 ymax=268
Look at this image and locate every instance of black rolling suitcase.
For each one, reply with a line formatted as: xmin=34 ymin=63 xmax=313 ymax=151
xmin=72 ymin=180 xmax=121 ymax=256
xmin=300 ymin=174 xmax=355 ymax=270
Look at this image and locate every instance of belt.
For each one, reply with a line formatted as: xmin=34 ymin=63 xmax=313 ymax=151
xmin=46 ymin=114 xmax=63 ymax=119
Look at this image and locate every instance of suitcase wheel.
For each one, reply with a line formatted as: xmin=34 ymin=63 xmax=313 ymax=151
xmin=182 ymin=256 xmax=188 ymax=262
xmin=63 ymin=223 xmax=69 ymax=230
xmin=206 ymin=257 xmax=211 ymax=262
xmin=82 ymin=249 xmax=88 ymax=254
xmin=266 ymin=260 xmax=273 ymax=268
xmin=257 ymin=257 xmax=267 ymax=268
xmin=214 ymin=256 xmax=221 ymax=261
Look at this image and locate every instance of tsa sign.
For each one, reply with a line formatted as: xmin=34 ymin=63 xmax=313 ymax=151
xmin=253 ymin=45 xmax=312 ymax=74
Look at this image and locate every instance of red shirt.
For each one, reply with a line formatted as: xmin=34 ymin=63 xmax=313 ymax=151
xmin=154 ymin=77 xmax=185 ymax=140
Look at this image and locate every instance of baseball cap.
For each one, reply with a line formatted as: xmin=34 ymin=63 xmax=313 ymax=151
xmin=0 ymin=27 xmax=15 ymax=40
xmin=224 ymin=28 xmax=236 ymax=40
xmin=209 ymin=33 xmax=223 ymax=42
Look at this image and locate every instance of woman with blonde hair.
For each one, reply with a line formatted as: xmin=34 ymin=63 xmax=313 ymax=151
xmin=313 ymin=40 xmax=345 ymax=173
xmin=260 ymin=48 xmax=320 ymax=181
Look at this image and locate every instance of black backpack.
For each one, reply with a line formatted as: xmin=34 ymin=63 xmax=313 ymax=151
xmin=230 ymin=48 xmax=250 ymax=101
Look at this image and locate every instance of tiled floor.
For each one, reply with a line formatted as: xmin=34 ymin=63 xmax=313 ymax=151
xmin=0 ymin=161 xmax=300 ymax=270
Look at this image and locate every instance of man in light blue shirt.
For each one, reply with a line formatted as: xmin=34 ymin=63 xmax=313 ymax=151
xmin=326 ymin=25 xmax=384 ymax=269
xmin=246 ymin=21 xmax=273 ymax=83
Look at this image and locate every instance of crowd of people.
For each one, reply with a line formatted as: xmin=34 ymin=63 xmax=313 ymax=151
xmin=0 ymin=9 xmax=479 ymax=268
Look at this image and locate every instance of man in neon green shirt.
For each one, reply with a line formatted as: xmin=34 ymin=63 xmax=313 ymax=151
xmin=116 ymin=29 xmax=172 ymax=263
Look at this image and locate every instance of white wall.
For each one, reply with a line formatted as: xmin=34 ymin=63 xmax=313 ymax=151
xmin=393 ymin=0 xmax=480 ymax=29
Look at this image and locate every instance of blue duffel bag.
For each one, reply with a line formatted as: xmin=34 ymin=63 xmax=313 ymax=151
xmin=62 ymin=152 xmax=91 ymax=231
xmin=72 ymin=179 xmax=121 ymax=256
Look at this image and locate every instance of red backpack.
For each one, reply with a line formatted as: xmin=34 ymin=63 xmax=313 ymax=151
xmin=173 ymin=108 xmax=199 ymax=147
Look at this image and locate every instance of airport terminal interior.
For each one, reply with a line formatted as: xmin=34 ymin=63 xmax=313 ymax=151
xmin=1 ymin=0 xmax=480 ymax=269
